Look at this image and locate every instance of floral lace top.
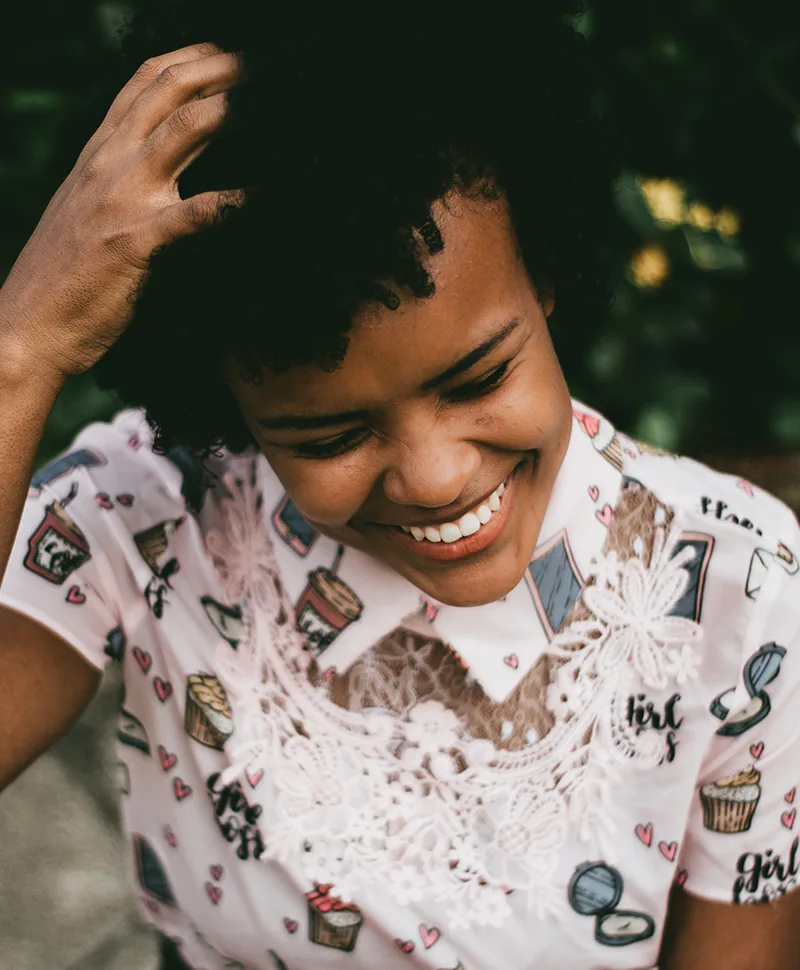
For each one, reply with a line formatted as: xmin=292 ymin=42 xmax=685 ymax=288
xmin=3 ymin=401 xmax=800 ymax=970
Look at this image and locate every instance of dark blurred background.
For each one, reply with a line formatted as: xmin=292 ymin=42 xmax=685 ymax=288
xmin=1 ymin=1 xmax=799 ymax=506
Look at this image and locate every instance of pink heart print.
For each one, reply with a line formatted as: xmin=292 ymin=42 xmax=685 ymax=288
xmin=676 ymin=868 xmax=688 ymax=887
xmin=750 ymin=741 xmax=765 ymax=760
xmin=163 ymin=825 xmax=178 ymax=847
xmin=246 ymin=768 xmax=264 ymax=789
xmin=595 ymin=504 xmax=613 ymax=527
xmin=128 ymin=434 xmax=140 ymax=450
xmin=782 ymin=809 xmax=796 ymax=830
xmin=205 ymin=882 xmax=222 ymax=905
xmin=395 ymin=939 xmax=415 ymax=954
xmin=635 ymin=822 xmax=653 ymax=847
xmin=116 ymin=493 xmax=134 ymax=508
xmin=284 ymin=918 xmax=298 ymax=934
xmin=158 ymin=746 xmax=177 ymax=772
xmin=133 ymin=647 xmax=152 ymax=673
xmin=659 ymin=841 xmax=678 ymax=862
xmin=588 ymin=485 xmax=599 ymax=502
xmin=173 ymin=778 xmax=192 ymax=802
xmin=736 ymin=479 xmax=754 ymax=497
xmin=66 ymin=585 xmax=85 ymax=605
xmin=419 ymin=925 xmax=440 ymax=949
xmin=210 ymin=865 xmax=223 ymax=881
xmin=786 ymin=788 xmax=796 ymax=804
xmin=504 ymin=654 xmax=519 ymax=670
xmin=94 ymin=492 xmax=113 ymax=509
xmin=324 ymin=666 xmax=337 ymax=680
xmin=154 ymin=678 xmax=173 ymax=702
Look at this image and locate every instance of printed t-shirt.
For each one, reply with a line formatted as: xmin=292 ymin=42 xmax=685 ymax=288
xmin=2 ymin=401 xmax=800 ymax=970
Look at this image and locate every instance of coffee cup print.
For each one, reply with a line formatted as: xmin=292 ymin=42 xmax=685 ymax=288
xmin=24 ymin=484 xmax=91 ymax=584
xmin=568 ymin=861 xmax=655 ymax=947
xmin=295 ymin=545 xmax=363 ymax=654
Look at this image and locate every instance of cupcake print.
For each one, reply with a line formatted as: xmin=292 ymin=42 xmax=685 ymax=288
xmin=306 ymin=884 xmax=364 ymax=952
xmin=700 ymin=766 xmax=761 ymax=833
xmin=184 ymin=673 xmax=234 ymax=750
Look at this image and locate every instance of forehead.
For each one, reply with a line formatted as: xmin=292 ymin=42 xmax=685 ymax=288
xmin=229 ymin=192 xmax=530 ymax=408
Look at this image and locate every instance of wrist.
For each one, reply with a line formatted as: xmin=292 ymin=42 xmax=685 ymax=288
xmin=0 ymin=319 xmax=66 ymax=399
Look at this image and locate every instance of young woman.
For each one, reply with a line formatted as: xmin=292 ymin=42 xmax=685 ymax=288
xmin=1 ymin=8 xmax=799 ymax=969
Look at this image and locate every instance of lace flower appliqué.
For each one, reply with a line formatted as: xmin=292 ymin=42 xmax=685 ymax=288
xmin=205 ymin=469 xmax=703 ymax=931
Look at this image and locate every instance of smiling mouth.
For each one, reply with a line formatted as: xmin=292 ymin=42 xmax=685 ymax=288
xmin=399 ymin=479 xmax=507 ymax=544
xmin=378 ymin=462 xmax=525 ymax=562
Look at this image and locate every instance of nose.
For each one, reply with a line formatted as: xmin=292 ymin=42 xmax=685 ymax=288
xmin=382 ymin=425 xmax=481 ymax=509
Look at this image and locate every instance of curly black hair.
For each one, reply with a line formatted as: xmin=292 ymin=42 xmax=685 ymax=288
xmin=91 ymin=3 xmax=621 ymax=459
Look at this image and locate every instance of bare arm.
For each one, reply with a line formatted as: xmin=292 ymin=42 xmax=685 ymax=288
xmin=659 ymin=883 xmax=800 ymax=969
xmin=0 ymin=42 xmax=245 ymax=793
xmin=0 ymin=356 xmax=63 ymax=588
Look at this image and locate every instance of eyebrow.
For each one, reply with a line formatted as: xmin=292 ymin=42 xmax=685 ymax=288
xmin=255 ymin=317 xmax=522 ymax=432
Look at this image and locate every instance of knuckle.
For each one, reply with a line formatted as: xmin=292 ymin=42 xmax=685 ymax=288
xmin=187 ymin=193 xmax=218 ymax=225
xmin=170 ymin=100 xmax=202 ymax=134
xmin=77 ymin=151 xmax=105 ymax=185
xmin=133 ymin=57 xmax=162 ymax=84
xmin=194 ymin=41 xmax=222 ymax=57
xmin=157 ymin=62 xmax=190 ymax=91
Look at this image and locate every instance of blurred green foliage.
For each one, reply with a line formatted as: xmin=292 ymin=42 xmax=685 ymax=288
xmin=1 ymin=1 xmax=798 ymax=468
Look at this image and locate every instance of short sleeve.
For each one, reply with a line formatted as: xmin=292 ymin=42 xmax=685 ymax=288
xmin=0 ymin=429 xmax=138 ymax=671
xmin=679 ymin=519 xmax=800 ymax=906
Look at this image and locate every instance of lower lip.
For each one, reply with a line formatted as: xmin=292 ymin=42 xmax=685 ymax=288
xmin=381 ymin=466 xmax=520 ymax=562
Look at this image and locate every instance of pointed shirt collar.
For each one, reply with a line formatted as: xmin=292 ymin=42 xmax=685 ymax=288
xmin=257 ymin=401 xmax=623 ymax=703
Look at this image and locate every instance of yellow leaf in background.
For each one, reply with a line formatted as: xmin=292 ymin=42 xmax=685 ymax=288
xmin=638 ymin=178 xmax=686 ymax=226
xmin=716 ymin=208 xmax=741 ymax=237
xmin=687 ymin=202 xmax=715 ymax=230
xmin=629 ymin=244 xmax=670 ymax=288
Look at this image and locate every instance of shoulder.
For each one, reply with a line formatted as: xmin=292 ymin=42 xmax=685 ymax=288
xmin=31 ymin=408 xmax=250 ymax=521
xmin=616 ymin=431 xmax=800 ymax=576
xmin=610 ymin=425 xmax=800 ymax=692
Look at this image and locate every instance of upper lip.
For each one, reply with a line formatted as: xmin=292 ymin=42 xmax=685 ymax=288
xmin=373 ymin=477 xmax=508 ymax=530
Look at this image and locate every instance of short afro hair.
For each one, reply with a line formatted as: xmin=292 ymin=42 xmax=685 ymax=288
xmin=91 ymin=3 xmax=621 ymax=459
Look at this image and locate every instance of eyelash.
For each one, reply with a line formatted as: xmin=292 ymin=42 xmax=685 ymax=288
xmin=291 ymin=360 xmax=511 ymax=459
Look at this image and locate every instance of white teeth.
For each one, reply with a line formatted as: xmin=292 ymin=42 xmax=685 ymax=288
xmin=402 ymin=477 xmax=508 ymax=543
xmin=458 ymin=512 xmax=481 ymax=537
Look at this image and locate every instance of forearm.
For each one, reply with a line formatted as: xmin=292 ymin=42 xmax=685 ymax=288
xmin=0 ymin=320 xmax=64 ymax=587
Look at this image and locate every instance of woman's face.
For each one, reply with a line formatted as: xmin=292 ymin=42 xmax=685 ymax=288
xmin=227 ymin=191 xmax=572 ymax=607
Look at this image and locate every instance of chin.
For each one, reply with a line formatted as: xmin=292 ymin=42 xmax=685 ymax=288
xmin=412 ymin=558 xmax=528 ymax=608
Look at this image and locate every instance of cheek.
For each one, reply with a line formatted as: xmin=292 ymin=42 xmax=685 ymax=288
xmin=266 ymin=453 xmax=375 ymax=529
xmin=486 ymin=364 xmax=569 ymax=453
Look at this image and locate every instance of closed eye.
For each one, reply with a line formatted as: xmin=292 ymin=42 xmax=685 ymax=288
xmin=290 ymin=427 xmax=372 ymax=459
xmin=444 ymin=360 xmax=511 ymax=402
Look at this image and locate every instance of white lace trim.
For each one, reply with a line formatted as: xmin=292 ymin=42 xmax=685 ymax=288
xmin=204 ymin=464 xmax=703 ymax=931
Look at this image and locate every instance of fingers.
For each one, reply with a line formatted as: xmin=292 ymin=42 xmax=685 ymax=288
xmin=149 ymin=188 xmax=247 ymax=246
xmin=106 ymin=43 xmax=224 ymax=134
xmin=143 ymin=91 xmax=230 ymax=180
xmin=115 ymin=51 xmax=243 ymax=146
